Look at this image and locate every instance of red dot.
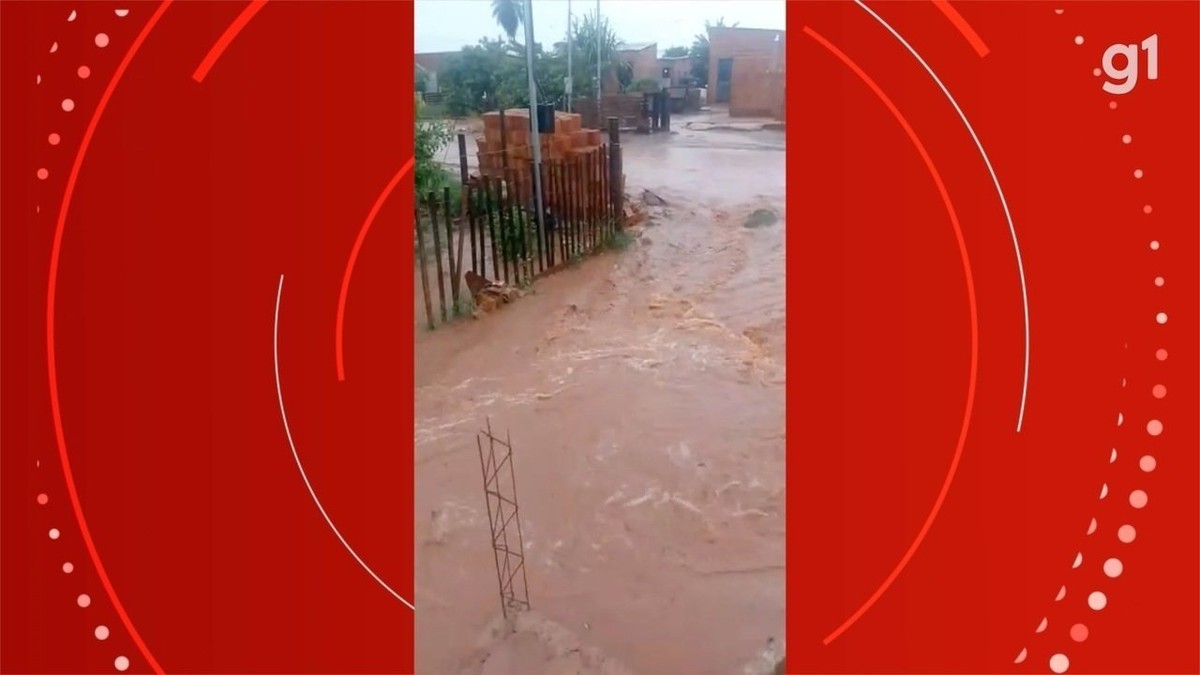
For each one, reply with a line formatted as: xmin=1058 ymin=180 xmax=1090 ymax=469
xmin=1070 ymin=623 xmax=1089 ymax=642
xmin=37 ymin=493 xmax=49 ymax=505
xmin=78 ymin=65 xmax=91 ymax=79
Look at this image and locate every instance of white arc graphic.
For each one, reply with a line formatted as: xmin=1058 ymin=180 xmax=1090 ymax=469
xmin=274 ymin=274 xmax=415 ymax=611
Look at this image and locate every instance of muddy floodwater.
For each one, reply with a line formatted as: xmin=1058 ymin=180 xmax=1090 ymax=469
xmin=415 ymin=118 xmax=786 ymax=674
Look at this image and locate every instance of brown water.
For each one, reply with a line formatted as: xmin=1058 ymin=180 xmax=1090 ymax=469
xmin=414 ymin=121 xmax=786 ymax=675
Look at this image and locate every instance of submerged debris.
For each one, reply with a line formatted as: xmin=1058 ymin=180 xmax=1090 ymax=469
xmin=466 ymin=270 xmax=519 ymax=317
xmin=641 ymin=189 xmax=668 ymax=207
xmin=743 ymin=208 xmax=779 ymax=229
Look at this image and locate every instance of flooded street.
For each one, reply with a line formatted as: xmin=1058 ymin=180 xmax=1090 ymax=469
xmin=414 ymin=119 xmax=786 ymax=674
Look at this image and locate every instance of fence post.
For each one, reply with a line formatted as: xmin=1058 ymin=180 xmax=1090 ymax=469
xmin=607 ymin=117 xmax=622 ymax=229
xmin=443 ymin=187 xmax=462 ymax=307
xmin=467 ymin=181 xmax=479 ymax=274
xmin=457 ymin=132 xmax=470 ymax=192
xmin=482 ymin=176 xmax=501 ymax=283
xmin=415 ymin=208 xmax=435 ymax=330
xmin=426 ymin=193 xmax=448 ymax=323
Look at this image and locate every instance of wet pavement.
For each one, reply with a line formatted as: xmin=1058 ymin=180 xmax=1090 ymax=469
xmin=414 ymin=119 xmax=786 ymax=674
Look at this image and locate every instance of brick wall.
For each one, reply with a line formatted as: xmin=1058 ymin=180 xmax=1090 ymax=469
xmin=729 ymin=59 xmax=785 ymax=119
xmin=575 ymin=95 xmax=644 ymax=130
xmin=623 ymin=46 xmax=660 ymax=83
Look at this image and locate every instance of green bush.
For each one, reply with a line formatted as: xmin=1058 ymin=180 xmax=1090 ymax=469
xmin=415 ymin=94 xmax=454 ymax=200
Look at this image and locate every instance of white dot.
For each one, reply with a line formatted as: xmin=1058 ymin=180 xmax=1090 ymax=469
xmin=68 ymin=9 xmax=77 ymax=21
xmin=1099 ymin=483 xmax=1109 ymax=499
xmin=62 ymin=562 xmax=74 ymax=574
xmin=1074 ymin=35 xmax=1084 ymax=45
xmin=1130 ymin=489 xmax=1148 ymax=508
xmin=1050 ymin=653 xmax=1071 ymax=674
xmin=50 ymin=41 xmax=59 ymax=53
xmin=1093 ymin=67 xmax=1101 ymax=76
xmin=1150 ymin=240 xmax=1160 ymax=250
xmin=1154 ymin=276 xmax=1164 ymax=286
xmin=95 ymin=625 xmax=110 ymax=640
xmin=115 ymin=9 xmax=130 ymax=17
xmin=1117 ymin=413 xmax=1124 ymax=426
xmin=1134 ymin=169 xmax=1144 ymax=178
xmin=1087 ymin=518 xmax=1097 ymax=535
xmin=1088 ymin=590 xmax=1107 ymax=610
xmin=95 ymin=33 xmax=110 ymax=48
xmin=62 ymin=98 xmax=75 ymax=112
xmin=36 ymin=74 xmax=42 ymax=84
xmin=1104 ymin=558 xmax=1124 ymax=577
xmin=1147 ymin=419 xmax=1163 ymax=435
xmin=1156 ymin=312 xmax=1168 ymax=324
xmin=49 ymin=528 xmax=61 ymax=540
xmin=1118 ymin=524 xmax=1137 ymax=543
xmin=77 ymin=593 xmax=91 ymax=608
xmin=115 ymin=656 xmax=130 ymax=672
xmin=1072 ymin=552 xmax=1083 ymax=568
xmin=1122 ymin=134 xmax=1132 ymax=144
xmin=1140 ymin=455 xmax=1156 ymax=472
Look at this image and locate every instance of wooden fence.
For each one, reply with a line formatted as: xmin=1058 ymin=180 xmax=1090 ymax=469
xmin=416 ymin=119 xmax=625 ymax=329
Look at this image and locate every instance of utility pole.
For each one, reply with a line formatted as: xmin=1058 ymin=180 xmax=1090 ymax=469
xmin=566 ymin=0 xmax=573 ymax=112
xmin=524 ymin=0 xmax=546 ymax=238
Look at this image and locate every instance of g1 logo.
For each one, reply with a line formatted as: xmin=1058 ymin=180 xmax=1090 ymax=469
xmin=1102 ymin=34 xmax=1158 ymax=95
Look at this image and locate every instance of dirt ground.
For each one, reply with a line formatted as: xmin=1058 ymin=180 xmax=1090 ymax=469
xmin=414 ymin=116 xmax=786 ymax=674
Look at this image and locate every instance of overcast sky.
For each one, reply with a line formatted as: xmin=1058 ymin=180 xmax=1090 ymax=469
xmin=415 ymin=0 xmax=786 ymax=55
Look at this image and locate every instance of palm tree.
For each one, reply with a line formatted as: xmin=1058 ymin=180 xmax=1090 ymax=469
xmin=491 ymin=0 xmax=524 ymax=41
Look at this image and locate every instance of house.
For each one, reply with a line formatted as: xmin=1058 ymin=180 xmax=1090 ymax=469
xmin=618 ymin=42 xmax=660 ymax=83
xmin=658 ymin=55 xmax=693 ymax=87
xmin=706 ymin=26 xmax=786 ymax=119
xmin=602 ymin=41 xmax=660 ymax=92
xmin=414 ymin=50 xmax=457 ymax=93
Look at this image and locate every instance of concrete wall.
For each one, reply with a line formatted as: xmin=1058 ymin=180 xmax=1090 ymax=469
xmin=707 ymin=27 xmax=786 ymax=119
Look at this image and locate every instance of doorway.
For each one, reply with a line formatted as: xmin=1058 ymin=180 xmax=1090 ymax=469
xmin=715 ymin=57 xmax=733 ymax=103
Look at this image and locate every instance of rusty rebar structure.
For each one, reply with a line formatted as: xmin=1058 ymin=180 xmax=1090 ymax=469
xmin=477 ymin=418 xmax=530 ymax=618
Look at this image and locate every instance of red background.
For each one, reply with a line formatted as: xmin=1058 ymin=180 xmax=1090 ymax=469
xmin=788 ymin=1 xmax=1198 ymax=673
xmin=2 ymin=2 xmax=415 ymax=673
xmin=1 ymin=1 xmax=1196 ymax=674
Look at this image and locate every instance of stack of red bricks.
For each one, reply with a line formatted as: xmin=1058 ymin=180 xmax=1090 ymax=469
xmin=476 ymin=109 xmax=606 ymax=179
